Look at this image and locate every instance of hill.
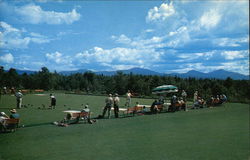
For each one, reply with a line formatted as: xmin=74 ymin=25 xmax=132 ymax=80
xmin=169 ymin=69 xmax=249 ymax=80
xmin=58 ymin=69 xmax=90 ymax=75
xmin=16 ymin=69 xmax=36 ymax=75
xmin=13 ymin=68 xmax=249 ymax=80
xmin=96 ymin=67 xmax=163 ymax=76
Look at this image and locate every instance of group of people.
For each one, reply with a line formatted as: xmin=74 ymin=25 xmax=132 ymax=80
xmin=101 ymin=93 xmax=120 ymax=119
xmin=1 ymin=88 xmax=228 ymax=130
xmin=101 ymin=90 xmax=133 ymax=119
xmin=168 ymin=90 xmax=188 ymax=112
xmin=2 ymin=89 xmax=24 ymax=109
xmin=0 ymin=109 xmax=20 ymax=122
xmin=165 ymin=90 xmax=227 ymax=112
xmin=53 ymin=103 xmax=97 ymax=127
xmin=1 ymin=88 xmax=57 ymax=110
xmin=1 ymin=88 xmax=24 ymax=109
xmin=149 ymin=90 xmax=188 ymax=114
xmin=206 ymin=94 xmax=227 ymax=107
xmin=51 ymin=89 xmax=228 ymax=124
xmin=1 ymin=86 xmax=16 ymax=95
xmin=0 ymin=109 xmax=20 ymax=131
xmin=192 ymin=91 xmax=227 ymax=109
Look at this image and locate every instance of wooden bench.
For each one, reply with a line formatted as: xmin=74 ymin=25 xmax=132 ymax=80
xmin=125 ymin=105 xmax=145 ymax=116
xmin=72 ymin=112 xmax=90 ymax=118
xmin=21 ymin=89 xmax=29 ymax=94
xmin=1 ymin=118 xmax=20 ymax=132
xmin=72 ymin=112 xmax=91 ymax=123
xmin=34 ymin=89 xmax=44 ymax=93
xmin=156 ymin=104 xmax=164 ymax=112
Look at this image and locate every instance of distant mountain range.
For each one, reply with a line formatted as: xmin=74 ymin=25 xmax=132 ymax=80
xmin=14 ymin=67 xmax=248 ymax=80
xmin=96 ymin=67 xmax=164 ymax=76
xmin=15 ymin=69 xmax=37 ymax=75
xmin=167 ymin=69 xmax=249 ymax=80
xmin=58 ymin=69 xmax=89 ymax=75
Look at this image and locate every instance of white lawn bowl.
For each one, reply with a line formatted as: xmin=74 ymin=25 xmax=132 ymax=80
xmin=63 ymin=110 xmax=81 ymax=114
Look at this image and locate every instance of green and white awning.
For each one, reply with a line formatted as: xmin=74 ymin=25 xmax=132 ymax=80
xmin=152 ymin=85 xmax=178 ymax=94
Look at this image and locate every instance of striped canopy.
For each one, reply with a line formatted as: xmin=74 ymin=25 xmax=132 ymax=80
xmin=152 ymin=85 xmax=178 ymax=94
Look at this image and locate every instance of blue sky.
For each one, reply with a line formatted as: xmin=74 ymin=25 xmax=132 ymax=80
xmin=0 ymin=0 xmax=249 ymax=75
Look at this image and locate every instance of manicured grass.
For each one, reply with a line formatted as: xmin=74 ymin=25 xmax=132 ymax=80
xmin=0 ymin=93 xmax=249 ymax=160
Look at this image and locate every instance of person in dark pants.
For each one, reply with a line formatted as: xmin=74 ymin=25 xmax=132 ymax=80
xmin=151 ymin=100 xmax=159 ymax=114
xmin=102 ymin=94 xmax=113 ymax=119
xmin=50 ymin=94 xmax=56 ymax=109
xmin=170 ymin=95 xmax=177 ymax=112
xmin=113 ymin=93 xmax=120 ymax=118
xmin=15 ymin=90 xmax=23 ymax=109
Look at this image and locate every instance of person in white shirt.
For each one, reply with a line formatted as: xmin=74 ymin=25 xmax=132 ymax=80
xmin=193 ymin=91 xmax=198 ymax=103
xmin=125 ymin=90 xmax=132 ymax=107
xmin=102 ymin=94 xmax=113 ymax=119
xmin=181 ymin=90 xmax=187 ymax=102
xmin=15 ymin=90 xmax=23 ymax=109
xmin=0 ymin=112 xmax=9 ymax=126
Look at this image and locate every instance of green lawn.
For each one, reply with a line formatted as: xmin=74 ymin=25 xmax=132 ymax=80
xmin=0 ymin=93 xmax=249 ymax=160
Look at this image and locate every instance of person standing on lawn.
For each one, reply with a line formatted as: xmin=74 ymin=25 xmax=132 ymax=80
xmin=113 ymin=93 xmax=120 ymax=118
xmin=15 ymin=90 xmax=23 ymax=109
xmin=102 ymin=94 xmax=113 ymax=119
xmin=125 ymin=90 xmax=132 ymax=107
xmin=193 ymin=91 xmax=198 ymax=103
xmin=181 ymin=90 xmax=188 ymax=111
xmin=181 ymin=90 xmax=187 ymax=102
xmin=50 ymin=94 xmax=56 ymax=109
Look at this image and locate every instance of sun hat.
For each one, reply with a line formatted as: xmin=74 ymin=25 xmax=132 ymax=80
xmin=10 ymin=109 xmax=17 ymax=113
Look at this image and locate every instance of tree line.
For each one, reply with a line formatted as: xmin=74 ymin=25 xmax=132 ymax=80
xmin=0 ymin=66 xmax=249 ymax=103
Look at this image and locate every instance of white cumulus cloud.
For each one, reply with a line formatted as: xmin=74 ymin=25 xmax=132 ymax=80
xmin=46 ymin=51 xmax=73 ymax=65
xmin=146 ymin=2 xmax=175 ymax=22
xmin=0 ymin=53 xmax=14 ymax=63
xmin=112 ymin=34 xmax=132 ymax=44
xmin=213 ymin=36 xmax=249 ymax=47
xmin=16 ymin=4 xmax=81 ymax=24
xmin=176 ymin=51 xmax=215 ymax=62
xmin=75 ymin=46 xmax=162 ymax=70
xmin=199 ymin=9 xmax=221 ymax=29
xmin=221 ymin=50 xmax=248 ymax=60
xmin=0 ymin=21 xmax=50 ymax=49
xmin=220 ymin=59 xmax=249 ymax=75
xmin=0 ymin=21 xmax=30 ymax=48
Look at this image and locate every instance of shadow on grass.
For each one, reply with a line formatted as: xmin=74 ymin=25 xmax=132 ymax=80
xmin=24 ymin=121 xmax=92 ymax=128
xmin=102 ymin=111 xmax=171 ymax=119
xmin=0 ymin=107 xmax=15 ymax=109
xmin=24 ymin=122 xmax=52 ymax=128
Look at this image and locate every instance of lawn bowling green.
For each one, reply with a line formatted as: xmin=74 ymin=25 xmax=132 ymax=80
xmin=0 ymin=93 xmax=249 ymax=160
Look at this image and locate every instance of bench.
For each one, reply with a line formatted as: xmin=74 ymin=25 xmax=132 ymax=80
xmin=126 ymin=105 xmax=146 ymax=116
xmin=34 ymin=89 xmax=44 ymax=93
xmin=110 ymin=106 xmax=143 ymax=117
xmin=72 ymin=112 xmax=91 ymax=123
xmin=21 ymin=89 xmax=30 ymax=94
xmin=1 ymin=118 xmax=20 ymax=132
